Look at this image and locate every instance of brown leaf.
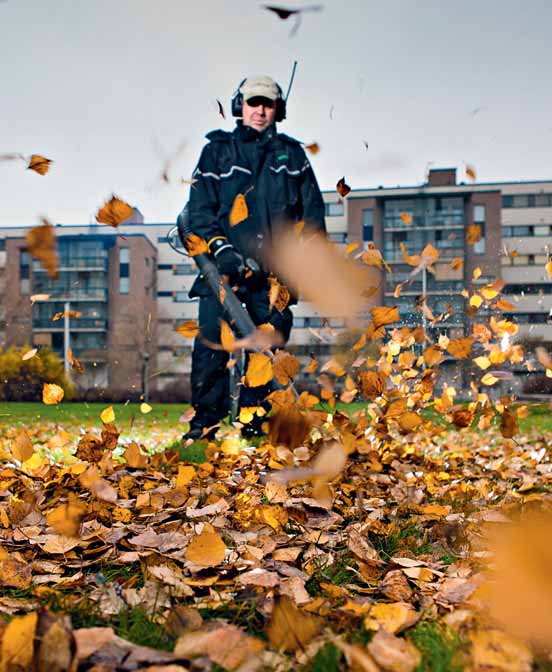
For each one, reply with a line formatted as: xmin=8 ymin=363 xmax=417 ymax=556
xmin=95 ymin=195 xmax=133 ymax=227
xmin=500 ymin=408 xmax=519 ymax=439
xmin=364 ymin=602 xmax=420 ymax=635
xmin=79 ymin=466 xmax=117 ymax=503
xmin=34 ymin=610 xmax=76 ymax=672
xmin=446 ymin=336 xmax=473 ymax=359
xmin=358 ymin=371 xmax=386 ymax=399
xmin=26 ymin=219 xmax=58 ymax=279
xmin=380 ymin=569 xmax=413 ymax=602
xmin=46 ymin=497 xmax=87 ymax=537
xmin=11 ymin=428 xmax=34 ymax=462
xmin=368 ymin=627 xmax=421 ymax=672
xmin=175 ymin=623 xmax=264 ymax=670
xmin=0 ymin=558 xmax=32 ymax=589
xmin=336 ymin=176 xmax=351 ymax=197
xmin=266 ymin=229 xmax=381 ymax=318
xmin=273 ymin=350 xmax=300 ymax=386
xmin=371 ymin=305 xmax=399 ymax=329
xmin=266 ymin=595 xmax=322 ymax=652
xmin=304 ymin=142 xmax=320 ymax=155
xmin=28 ymin=153 xmax=52 ymax=175
xmin=123 ymin=442 xmax=148 ymax=469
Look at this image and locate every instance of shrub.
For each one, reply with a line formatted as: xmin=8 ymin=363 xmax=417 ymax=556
xmin=0 ymin=345 xmax=73 ymax=401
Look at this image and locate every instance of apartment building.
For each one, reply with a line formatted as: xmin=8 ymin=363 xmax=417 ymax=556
xmin=0 ymin=167 xmax=549 ymax=393
xmin=323 ymin=168 xmax=552 ymax=343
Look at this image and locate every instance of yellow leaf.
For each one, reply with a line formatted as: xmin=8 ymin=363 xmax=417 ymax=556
xmin=466 ymin=164 xmax=477 ymax=181
xmin=42 ymin=383 xmax=64 ymax=405
xmin=229 ymin=193 xmax=249 ymax=226
xmin=21 ymin=348 xmax=37 ymax=361
xmin=397 ymin=411 xmax=423 ymax=432
xmin=474 ymin=356 xmax=491 ymax=370
xmin=140 ymin=402 xmax=152 ymax=414
xmin=95 ymin=194 xmax=133 ymax=227
xmin=364 ymin=602 xmax=419 ymax=634
xmin=470 ymin=294 xmax=483 ymax=308
xmin=546 ymin=260 xmax=552 ymax=279
xmin=472 ymin=267 xmax=482 ymax=280
xmin=0 ymin=612 xmax=38 ymax=671
xmin=220 ymin=319 xmax=235 ymax=352
xmin=175 ymin=319 xmax=200 ymax=338
xmin=245 ymin=352 xmax=273 ymax=387
xmin=481 ymin=372 xmax=499 ymax=386
xmin=266 ymin=596 xmax=322 ymax=652
xmin=100 ymin=406 xmax=115 ymax=424
xmin=239 ymin=406 xmax=265 ymax=424
xmin=185 ymin=530 xmax=226 ymax=567
xmin=400 ymin=211 xmax=412 ymax=225
xmin=27 ymin=153 xmax=52 ymax=175
xmin=176 ymin=465 xmax=196 ymax=489
xmin=345 ymin=242 xmax=360 ymax=255
xmin=46 ymin=498 xmax=87 ymax=537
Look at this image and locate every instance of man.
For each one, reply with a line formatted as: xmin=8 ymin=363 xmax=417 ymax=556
xmin=182 ymin=74 xmax=326 ymax=440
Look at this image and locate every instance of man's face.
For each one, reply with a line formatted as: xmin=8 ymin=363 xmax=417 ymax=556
xmin=242 ymin=97 xmax=277 ymax=132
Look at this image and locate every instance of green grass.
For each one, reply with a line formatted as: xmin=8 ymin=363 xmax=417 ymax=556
xmin=0 ymin=401 xmax=188 ymax=430
xmin=408 ymin=621 xmax=465 ymax=672
xmin=305 ymin=550 xmax=359 ymax=597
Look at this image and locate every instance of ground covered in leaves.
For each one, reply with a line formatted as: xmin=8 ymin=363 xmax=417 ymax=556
xmin=0 ymin=398 xmax=551 ymax=671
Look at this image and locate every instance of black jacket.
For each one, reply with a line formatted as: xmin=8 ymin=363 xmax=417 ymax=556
xmin=188 ymin=121 xmax=326 ymax=283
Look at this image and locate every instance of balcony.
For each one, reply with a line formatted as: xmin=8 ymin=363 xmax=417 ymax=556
xmin=31 ymin=288 xmax=109 ymax=301
xmin=383 ymin=212 xmax=465 ymax=231
xmin=32 ymin=255 xmax=108 ymax=273
xmin=33 ymin=318 xmax=108 ymax=331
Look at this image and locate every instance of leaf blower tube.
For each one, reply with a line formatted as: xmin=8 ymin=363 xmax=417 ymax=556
xmin=176 ymin=204 xmax=256 ymax=338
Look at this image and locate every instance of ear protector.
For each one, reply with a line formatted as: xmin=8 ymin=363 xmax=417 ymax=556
xmin=231 ymin=78 xmax=286 ymax=122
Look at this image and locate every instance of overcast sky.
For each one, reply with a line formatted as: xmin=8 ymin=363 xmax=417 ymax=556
xmin=2 ymin=0 xmax=552 ymax=227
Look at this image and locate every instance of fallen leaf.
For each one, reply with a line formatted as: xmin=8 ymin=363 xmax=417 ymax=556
xmin=185 ymin=530 xmax=226 ymax=567
xmin=266 ymin=595 xmax=322 ymax=652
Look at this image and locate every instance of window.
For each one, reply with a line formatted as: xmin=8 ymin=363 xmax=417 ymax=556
xmin=473 ymin=222 xmax=486 ymax=254
xmin=145 ymin=257 xmax=150 ymax=267
xmin=513 ymin=195 xmax=529 ymax=208
xmin=325 ymin=202 xmax=344 ymax=217
xmin=0 ymin=239 xmax=5 ymax=251
xmin=512 ymin=226 xmax=532 ymax=236
xmin=502 ymin=195 xmax=513 ymax=208
xmin=535 ymin=226 xmax=550 ymax=236
xmin=173 ymin=264 xmax=197 ymax=275
xmin=20 ymin=251 xmax=30 ymax=294
xmin=174 ymin=292 xmax=198 ymax=303
xmin=362 ymin=209 xmax=373 ymax=241
xmin=328 ymin=233 xmax=347 ymax=243
xmin=512 ymin=255 xmax=529 ymax=265
xmin=535 ymin=194 xmax=550 ymax=207
xmin=157 ymin=291 xmax=173 ymax=297
xmin=473 ymin=205 xmax=485 ymax=223
xmin=119 ymin=247 xmax=129 ymax=294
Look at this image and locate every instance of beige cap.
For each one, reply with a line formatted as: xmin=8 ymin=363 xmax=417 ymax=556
xmin=241 ymin=75 xmax=280 ymax=101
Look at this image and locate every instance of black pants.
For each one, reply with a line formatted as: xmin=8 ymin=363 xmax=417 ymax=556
xmin=190 ymin=285 xmax=293 ymax=429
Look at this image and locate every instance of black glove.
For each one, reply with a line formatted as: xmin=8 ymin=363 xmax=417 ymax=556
xmin=213 ymin=244 xmax=244 ymax=283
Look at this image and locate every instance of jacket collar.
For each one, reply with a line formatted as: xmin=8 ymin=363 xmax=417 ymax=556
xmin=234 ymin=120 xmax=276 ymax=145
